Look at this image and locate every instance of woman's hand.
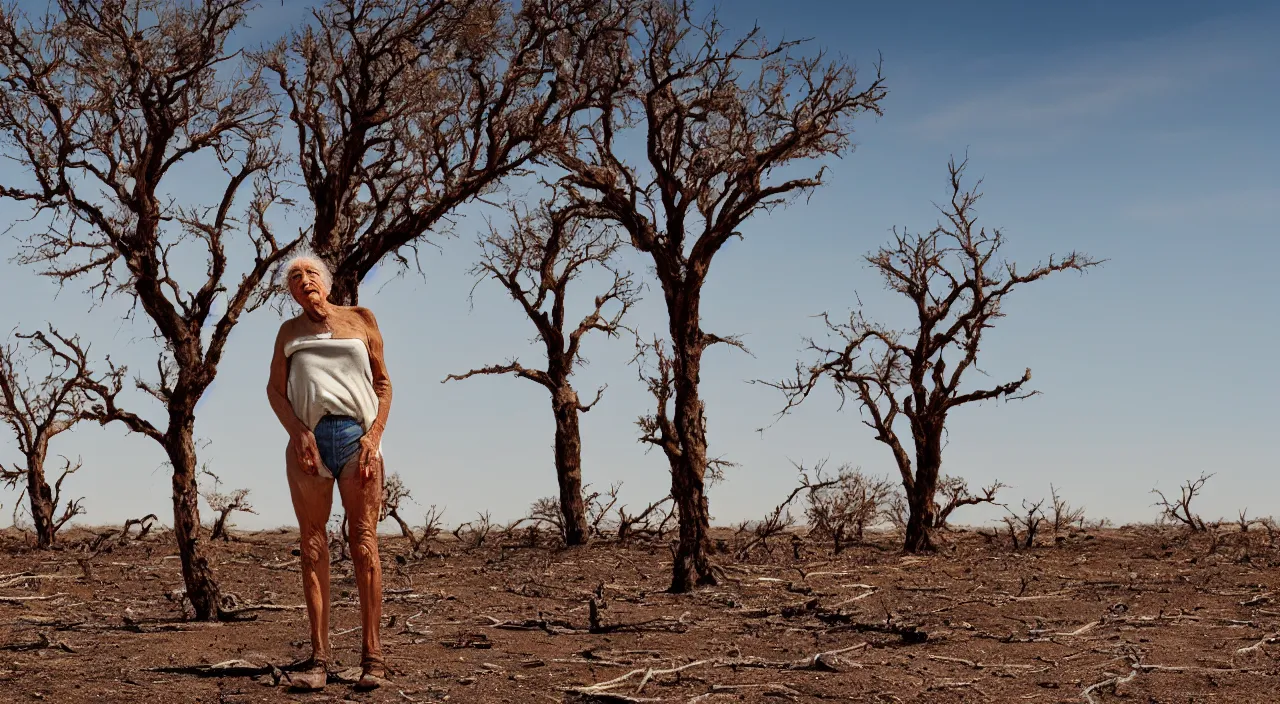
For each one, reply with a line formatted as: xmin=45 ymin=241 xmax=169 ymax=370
xmin=358 ymin=432 xmax=381 ymax=483
xmin=292 ymin=428 xmax=322 ymax=475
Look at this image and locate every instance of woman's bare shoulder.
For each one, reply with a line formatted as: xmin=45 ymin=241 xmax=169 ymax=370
xmin=336 ymin=306 xmax=379 ymax=330
xmin=274 ymin=315 xmax=308 ymax=344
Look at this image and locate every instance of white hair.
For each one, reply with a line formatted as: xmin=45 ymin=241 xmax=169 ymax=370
xmin=282 ymin=254 xmax=333 ymax=291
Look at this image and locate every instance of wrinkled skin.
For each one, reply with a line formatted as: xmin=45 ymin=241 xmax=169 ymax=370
xmin=267 ymin=259 xmax=393 ymax=669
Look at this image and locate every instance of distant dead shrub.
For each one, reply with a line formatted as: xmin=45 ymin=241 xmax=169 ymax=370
xmin=1001 ymin=499 xmax=1047 ymax=549
xmin=802 ymin=461 xmax=894 ymax=554
xmin=1048 ymin=484 xmax=1086 ymax=534
xmin=1153 ymin=473 xmax=1213 ymax=532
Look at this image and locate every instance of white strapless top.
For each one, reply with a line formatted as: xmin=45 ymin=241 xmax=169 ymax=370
xmin=285 ymin=334 xmax=378 ymax=433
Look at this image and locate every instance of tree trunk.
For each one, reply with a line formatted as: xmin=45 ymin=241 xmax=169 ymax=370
xmin=552 ymin=387 xmax=588 ymax=546
xmin=26 ymin=441 xmax=55 ymax=549
xmin=903 ymin=491 xmax=936 ymax=552
xmin=903 ymin=430 xmax=943 ymax=553
xmin=667 ymin=299 xmax=716 ymax=593
xmin=328 ymin=268 xmax=360 ymax=307
xmin=210 ymin=511 xmax=230 ymax=541
xmin=165 ymin=418 xmax=222 ymax=620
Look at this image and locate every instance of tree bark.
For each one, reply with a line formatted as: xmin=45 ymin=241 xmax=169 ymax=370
xmin=26 ymin=440 xmax=54 ymax=549
xmin=210 ymin=511 xmax=231 ymax=541
xmin=327 ymin=267 xmax=360 ymax=307
xmin=667 ymin=292 xmax=716 ymax=592
xmin=552 ymin=387 xmax=588 ymax=546
xmin=165 ymin=416 xmax=221 ymax=620
xmin=903 ymin=429 xmax=942 ymax=553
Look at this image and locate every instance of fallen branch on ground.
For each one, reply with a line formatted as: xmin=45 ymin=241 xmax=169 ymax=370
xmin=0 ymin=573 xmax=77 ymax=589
xmin=711 ymin=683 xmax=804 ymax=697
xmin=0 ymin=592 xmax=67 ymax=602
xmin=1235 ymin=633 xmax=1280 ymax=658
xmin=218 ymin=603 xmax=306 ymax=616
xmin=0 ymin=632 xmax=75 ymax=652
xmin=717 ymin=642 xmax=868 ymax=672
xmin=568 ymin=644 xmax=873 ymax=699
xmin=119 ymin=514 xmax=159 ymax=543
xmin=926 ymin=655 xmax=1044 ymax=672
xmin=1085 ymin=670 xmax=1136 ymax=701
xmin=567 ymin=660 xmax=712 ymax=697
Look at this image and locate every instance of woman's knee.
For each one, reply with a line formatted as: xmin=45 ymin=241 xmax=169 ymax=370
xmin=299 ymin=527 xmax=329 ymax=565
xmin=347 ymin=524 xmax=380 ymax=563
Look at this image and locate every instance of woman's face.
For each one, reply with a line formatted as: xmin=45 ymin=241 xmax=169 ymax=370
xmin=288 ymin=260 xmax=330 ymax=309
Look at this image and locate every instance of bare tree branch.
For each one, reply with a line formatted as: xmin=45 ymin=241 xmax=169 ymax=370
xmin=260 ymin=0 xmax=634 ymax=303
xmin=555 ymin=0 xmax=887 ymax=591
xmin=765 ymin=156 xmax=1100 ymax=553
xmin=0 ymin=0 xmax=304 ymax=619
xmin=0 ymin=327 xmax=110 ymax=546
xmin=443 ymin=194 xmax=638 ymax=545
xmin=442 ymin=360 xmax=553 ymax=389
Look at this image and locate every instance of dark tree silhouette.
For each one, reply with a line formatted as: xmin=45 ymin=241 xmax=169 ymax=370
xmin=770 ymin=158 xmax=1100 ymax=553
xmin=443 ymin=198 xmax=637 ymax=545
xmin=259 ymin=0 xmax=632 ymax=304
xmin=0 ymin=329 xmax=109 ymax=547
xmin=0 ymin=0 xmax=302 ymax=619
xmin=554 ymin=0 xmax=887 ymax=591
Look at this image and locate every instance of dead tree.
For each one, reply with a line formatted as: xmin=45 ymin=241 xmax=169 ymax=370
xmin=0 ymin=455 xmax=85 ymax=545
xmin=199 ymin=470 xmax=255 ymax=542
xmin=443 ymin=201 xmax=637 ymax=545
xmin=1048 ymin=484 xmax=1086 ymax=533
xmin=735 ymin=469 xmax=841 ymax=559
xmin=453 ymin=511 xmax=494 ymax=550
xmin=801 ymin=461 xmax=894 ymax=553
xmin=1153 ymin=473 xmax=1212 ymax=532
xmin=769 ymin=158 xmax=1100 ymax=553
xmin=527 ymin=496 xmax=563 ymax=533
xmin=380 ymin=472 xmax=417 ymax=540
xmin=616 ymin=494 xmax=675 ymax=543
xmin=1002 ymin=499 xmax=1046 ymax=549
xmin=120 ymin=514 xmax=159 ymax=543
xmin=586 ymin=483 xmax=622 ymax=539
xmin=0 ymin=329 xmax=112 ymax=547
xmin=259 ymin=0 xmax=631 ymax=304
xmin=555 ymin=0 xmax=886 ymax=591
xmin=0 ymin=1 xmax=302 ymax=619
xmin=381 ymin=473 xmax=446 ymax=556
xmin=932 ymin=476 xmax=1005 ymax=529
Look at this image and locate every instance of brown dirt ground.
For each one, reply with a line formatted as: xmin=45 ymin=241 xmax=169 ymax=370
xmin=1 ymin=524 xmax=1278 ymax=703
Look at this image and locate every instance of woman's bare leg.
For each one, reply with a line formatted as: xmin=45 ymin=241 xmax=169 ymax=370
xmin=287 ymin=442 xmax=335 ymax=664
xmin=338 ymin=454 xmax=384 ymax=669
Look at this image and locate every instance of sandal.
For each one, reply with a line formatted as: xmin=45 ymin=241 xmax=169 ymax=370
xmin=286 ymin=657 xmax=328 ymax=692
xmin=354 ymin=656 xmax=389 ymax=691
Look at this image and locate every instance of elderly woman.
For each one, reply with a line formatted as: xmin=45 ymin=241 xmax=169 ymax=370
xmin=267 ymin=255 xmax=392 ymax=691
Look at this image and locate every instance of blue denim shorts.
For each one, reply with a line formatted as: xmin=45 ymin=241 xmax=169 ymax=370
xmin=314 ymin=415 xmax=364 ymax=479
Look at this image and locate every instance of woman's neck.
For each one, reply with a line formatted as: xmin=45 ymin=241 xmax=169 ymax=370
xmin=302 ymin=300 xmax=332 ymax=324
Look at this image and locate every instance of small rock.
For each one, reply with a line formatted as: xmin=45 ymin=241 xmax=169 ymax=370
xmin=334 ymin=667 xmax=363 ymax=684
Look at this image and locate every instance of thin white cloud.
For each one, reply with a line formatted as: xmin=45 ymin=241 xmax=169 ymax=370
xmin=906 ymin=12 xmax=1275 ymax=153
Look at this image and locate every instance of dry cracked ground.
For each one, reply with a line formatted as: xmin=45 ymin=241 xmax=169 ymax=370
xmin=1 ymin=524 xmax=1279 ymax=703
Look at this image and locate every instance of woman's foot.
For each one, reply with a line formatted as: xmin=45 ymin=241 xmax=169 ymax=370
xmin=354 ymin=656 xmax=388 ymax=691
xmin=287 ymin=657 xmax=328 ymax=692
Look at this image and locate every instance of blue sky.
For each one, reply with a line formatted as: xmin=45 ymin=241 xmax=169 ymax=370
xmin=1 ymin=0 xmax=1277 ymax=533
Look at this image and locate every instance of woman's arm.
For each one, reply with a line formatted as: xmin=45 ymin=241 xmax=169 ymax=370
xmin=355 ymin=307 xmax=392 ymax=481
xmin=266 ymin=322 xmax=321 ymax=473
